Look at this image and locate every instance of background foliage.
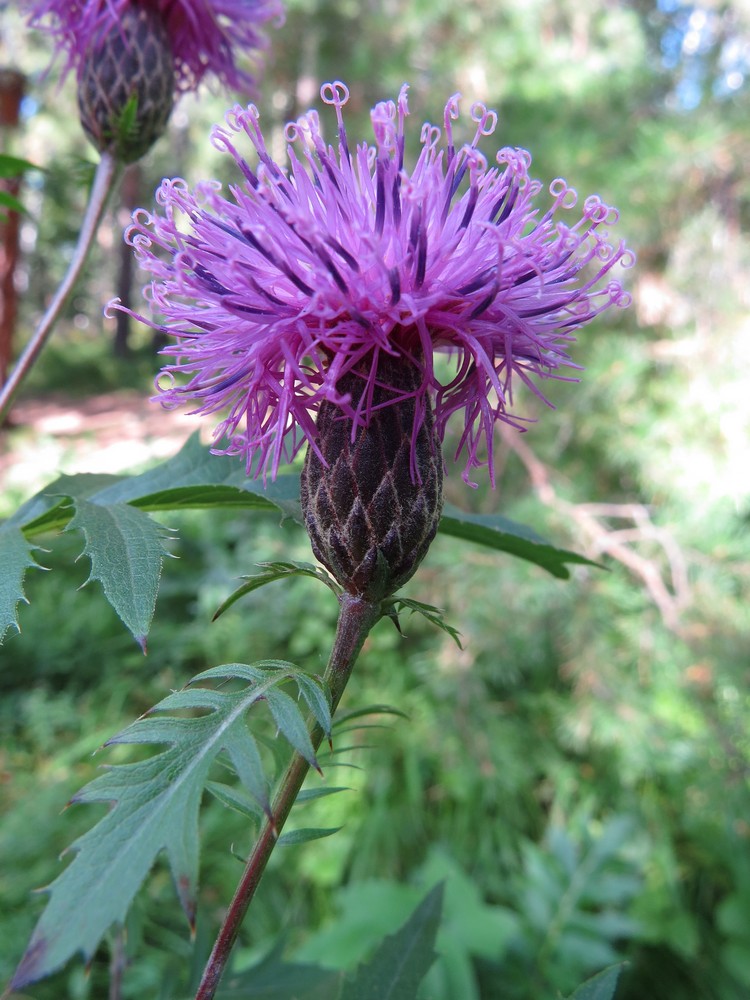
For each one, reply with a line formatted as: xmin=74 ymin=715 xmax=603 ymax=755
xmin=1 ymin=0 xmax=749 ymax=997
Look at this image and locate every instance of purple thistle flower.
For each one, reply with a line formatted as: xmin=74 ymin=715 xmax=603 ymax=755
xmin=26 ymin=0 xmax=284 ymax=94
xmin=112 ymin=82 xmax=634 ymax=485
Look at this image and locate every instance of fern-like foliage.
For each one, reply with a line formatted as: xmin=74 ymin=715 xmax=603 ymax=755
xmin=11 ymin=661 xmax=331 ymax=991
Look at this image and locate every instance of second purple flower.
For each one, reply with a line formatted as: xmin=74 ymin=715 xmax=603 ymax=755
xmin=27 ymin=0 xmax=284 ymax=94
xmin=26 ymin=0 xmax=284 ymax=159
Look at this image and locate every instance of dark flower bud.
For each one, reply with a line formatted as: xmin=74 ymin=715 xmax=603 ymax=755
xmin=77 ymin=4 xmax=175 ymax=163
xmin=300 ymin=354 xmax=444 ymax=602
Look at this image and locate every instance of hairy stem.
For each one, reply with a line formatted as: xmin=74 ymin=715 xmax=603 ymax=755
xmin=0 ymin=152 xmax=120 ymax=424
xmin=194 ymin=592 xmax=381 ymax=1000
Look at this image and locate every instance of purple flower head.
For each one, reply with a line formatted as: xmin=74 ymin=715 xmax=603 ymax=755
xmin=112 ymin=82 xmax=634 ymax=485
xmin=26 ymin=0 xmax=284 ymax=94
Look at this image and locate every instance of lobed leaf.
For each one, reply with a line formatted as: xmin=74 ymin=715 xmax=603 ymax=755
xmin=10 ymin=661 xmax=328 ymax=991
xmin=193 ymin=661 xmax=332 ymax=740
xmin=265 ymin=687 xmax=320 ymax=769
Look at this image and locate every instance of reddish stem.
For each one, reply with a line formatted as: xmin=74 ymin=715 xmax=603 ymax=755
xmin=194 ymin=592 xmax=380 ymax=1000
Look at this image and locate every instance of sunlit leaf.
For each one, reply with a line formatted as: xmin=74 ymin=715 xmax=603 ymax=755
xmin=2 ymin=433 xmax=594 ymax=649
xmin=91 ymin=432 xmax=301 ymax=521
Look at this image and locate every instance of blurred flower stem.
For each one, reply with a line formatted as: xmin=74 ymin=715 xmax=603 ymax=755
xmin=0 ymin=151 xmax=120 ymax=424
xmin=194 ymin=592 xmax=381 ymax=1000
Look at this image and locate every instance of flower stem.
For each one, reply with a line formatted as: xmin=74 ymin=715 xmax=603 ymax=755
xmin=0 ymin=152 xmax=121 ymax=424
xmin=194 ymin=592 xmax=381 ymax=1000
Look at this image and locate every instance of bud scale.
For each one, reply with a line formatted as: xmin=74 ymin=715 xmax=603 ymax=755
xmin=301 ymin=355 xmax=443 ymax=601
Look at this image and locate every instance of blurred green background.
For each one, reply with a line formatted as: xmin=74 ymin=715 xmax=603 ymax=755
xmin=1 ymin=0 xmax=749 ymax=997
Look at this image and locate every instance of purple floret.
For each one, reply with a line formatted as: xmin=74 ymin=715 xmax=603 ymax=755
xmin=111 ymin=82 xmax=634 ymax=484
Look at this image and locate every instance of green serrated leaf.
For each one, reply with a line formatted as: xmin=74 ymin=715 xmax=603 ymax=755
xmin=277 ymin=826 xmax=344 ymax=846
xmin=440 ymin=503 xmax=599 ymax=579
xmin=10 ymin=662 xmax=323 ymax=991
xmin=341 ymin=884 xmax=444 ymax=1000
xmin=383 ymin=597 xmax=462 ymax=648
xmin=0 ymin=523 xmax=45 ymax=643
xmin=66 ymin=498 xmax=172 ymax=650
xmin=213 ymin=561 xmax=340 ymax=621
xmin=565 ymin=963 xmax=627 ymax=1000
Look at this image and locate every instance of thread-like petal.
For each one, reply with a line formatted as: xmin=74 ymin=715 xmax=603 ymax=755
xmin=111 ymin=83 xmax=634 ymax=484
